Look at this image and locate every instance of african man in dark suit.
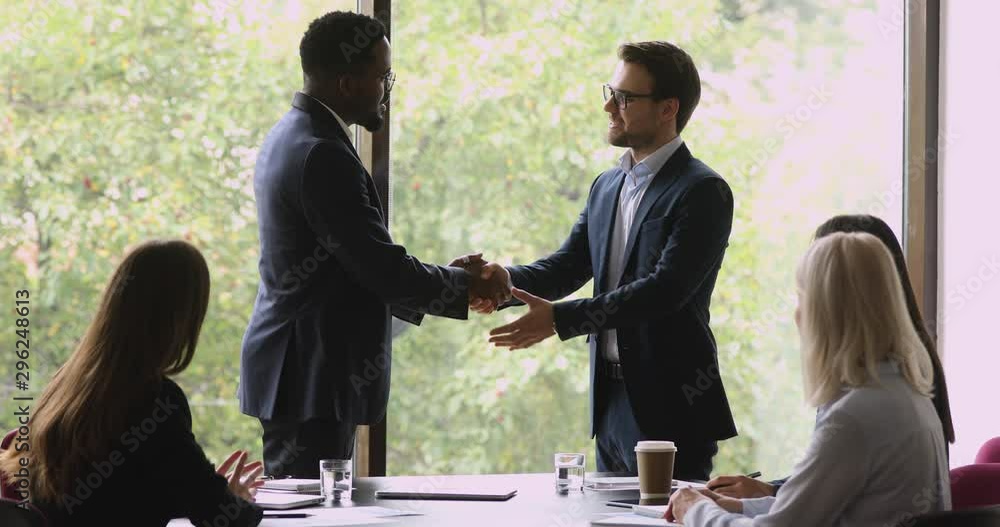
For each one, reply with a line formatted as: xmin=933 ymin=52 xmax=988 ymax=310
xmin=239 ymin=11 xmax=509 ymax=477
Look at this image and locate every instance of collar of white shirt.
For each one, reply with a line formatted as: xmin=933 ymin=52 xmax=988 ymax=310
xmin=303 ymin=93 xmax=353 ymax=144
xmin=618 ymin=135 xmax=684 ymax=184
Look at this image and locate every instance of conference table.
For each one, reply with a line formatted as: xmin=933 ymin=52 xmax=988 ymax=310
xmin=171 ymin=472 xmax=651 ymax=526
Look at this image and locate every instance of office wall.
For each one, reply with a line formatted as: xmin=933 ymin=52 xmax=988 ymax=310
xmin=939 ymin=0 xmax=1000 ymax=467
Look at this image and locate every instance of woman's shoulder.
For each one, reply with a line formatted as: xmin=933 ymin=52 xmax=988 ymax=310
xmin=821 ymin=372 xmax=937 ymax=443
xmin=157 ymin=376 xmax=192 ymax=413
xmin=159 ymin=376 xmax=186 ymax=397
xmin=827 ymin=384 xmax=906 ymax=418
xmin=124 ymin=376 xmax=192 ymax=428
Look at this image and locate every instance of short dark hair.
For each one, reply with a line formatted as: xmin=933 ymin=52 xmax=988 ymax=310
xmin=617 ymin=41 xmax=701 ymax=133
xmin=300 ymin=11 xmax=387 ymax=78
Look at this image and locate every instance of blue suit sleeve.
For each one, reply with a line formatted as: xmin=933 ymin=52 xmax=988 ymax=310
xmin=300 ymin=142 xmax=469 ymax=320
xmin=551 ymin=178 xmax=732 ymax=340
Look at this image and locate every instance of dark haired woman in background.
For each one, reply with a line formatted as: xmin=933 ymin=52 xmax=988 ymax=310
xmin=0 ymin=240 xmax=263 ymax=526
xmin=707 ymin=214 xmax=954 ymax=499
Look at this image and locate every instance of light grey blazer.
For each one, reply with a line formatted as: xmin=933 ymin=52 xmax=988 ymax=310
xmin=687 ymin=360 xmax=951 ymax=527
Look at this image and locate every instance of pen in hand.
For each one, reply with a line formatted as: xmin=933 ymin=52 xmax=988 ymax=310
xmin=706 ymin=470 xmax=762 ymax=490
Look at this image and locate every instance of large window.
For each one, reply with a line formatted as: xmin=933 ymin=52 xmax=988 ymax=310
xmin=388 ymin=0 xmax=905 ymax=477
xmin=0 ymin=0 xmax=911 ymax=480
xmin=0 ymin=0 xmax=355 ymax=464
xmin=938 ymin=0 xmax=1000 ymax=468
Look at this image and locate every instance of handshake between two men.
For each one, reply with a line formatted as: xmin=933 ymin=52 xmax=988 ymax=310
xmin=447 ymin=253 xmax=558 ymax=351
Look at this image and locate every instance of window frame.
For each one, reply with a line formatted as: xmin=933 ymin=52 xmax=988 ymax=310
xmin=903 ymin=0 xmax=940 ymax=340
xmin=355 ymin=0 xmax=392 ymax=478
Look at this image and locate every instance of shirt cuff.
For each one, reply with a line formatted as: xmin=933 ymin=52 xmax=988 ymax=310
xmin=685 ymin=500 xmax=729 ymax=525
xmin=741 ymin=496 xmax=777 ymax=518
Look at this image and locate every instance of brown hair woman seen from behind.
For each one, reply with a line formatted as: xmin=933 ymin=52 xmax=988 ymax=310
xmin=0 ymin=239 xmax=209 ymax=502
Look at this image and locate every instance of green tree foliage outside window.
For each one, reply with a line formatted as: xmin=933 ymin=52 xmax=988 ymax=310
xmin=1 ymin=0 xmax=901 ymax=481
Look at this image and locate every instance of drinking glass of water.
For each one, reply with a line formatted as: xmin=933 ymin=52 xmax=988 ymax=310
xmin=320 ymin=459 xmax=352 ymax=502
xmin=554 ymin=453 xmax=585 ymax=493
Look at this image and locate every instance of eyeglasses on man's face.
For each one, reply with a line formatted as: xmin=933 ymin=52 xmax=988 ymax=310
xmin=381 ymin=70 xmax=395 ymax=93
xmin=602 ymin=83 xmax=657 ymax=110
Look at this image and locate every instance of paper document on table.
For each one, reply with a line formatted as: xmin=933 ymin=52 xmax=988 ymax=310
xmin=672 ymin=479 xmax=706 ymax=489
xmin=260 ymin=506 xmax=420 ymax=526
xmin=584 ymin=476 xmax=706 ymax=491
xmin=349 ymin=506 xmax=423 ymax=518
xmin=166 ymin=506 xmax=420 ymax=527
xmin=590 ymin=512 xmax=680 ymax=526
xmin=261 ymin=478 xmax=322 ymax=492
xmin=632 ymin=504 xmax=669 ymax=517
xmin=260 ymin=517 xmax=392 ymax=527
xmin=584 ymin=476 xmax=639 ymax=490
xmin=256 ymin=492 xmax=324 ymax=509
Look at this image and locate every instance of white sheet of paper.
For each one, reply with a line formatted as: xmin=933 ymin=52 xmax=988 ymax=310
xmin=590 ymin=512 xmax=680 ymax=526
xmin=259 ymin=517 xmax=393 ymax=527
xmin=673 ymin=480 xmax=707 ymax=489
xmin=256 ymin=492 xmax=324 ymax=509
xmin=343 ymin=506 xmax=422 ymax=518
xmin=167 ymin=506 xmax=420 ymax=527
xmin=632 ymin=504 xmax=669 ymax=517
xmin=584 ymin=476 xmax=639 ymax=491
xmin=586 ymin=476 xmax=640 ymax=485
xmin=261 ymin=478 xmax=322 ymax=492
xmin=584 ymin=477 xmax=705 ymax=491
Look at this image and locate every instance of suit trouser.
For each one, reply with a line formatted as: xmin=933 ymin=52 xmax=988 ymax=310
xmin=259 ymin=417 xmax=356 ymax=478
xmin=595 ymin=376 xmax=718 ymax=481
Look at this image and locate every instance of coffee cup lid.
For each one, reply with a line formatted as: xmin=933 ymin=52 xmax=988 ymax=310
xmin=634 ymin=440 xmax=677 ymax=452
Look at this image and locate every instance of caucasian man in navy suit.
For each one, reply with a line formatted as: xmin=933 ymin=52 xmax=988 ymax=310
xmin=486 ymin=41 xmax=737 ymax=481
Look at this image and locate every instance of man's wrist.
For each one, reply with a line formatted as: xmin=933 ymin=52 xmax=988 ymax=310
xmin=550 ymin=302 xmax=564 ymax=339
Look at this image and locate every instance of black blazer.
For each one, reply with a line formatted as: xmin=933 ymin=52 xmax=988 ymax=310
xmin=34 ymin=378 xmax=262 ymax=526
xmin=240 ymin=92 xmax=469 ymax=424
xmin=507 ymin=144 xmax=738 ymax=442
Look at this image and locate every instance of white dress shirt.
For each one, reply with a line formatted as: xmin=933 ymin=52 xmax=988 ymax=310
xmin=685 ymin=360 xmax=951 ymax=527
xmin=305 ymin=93 xmax=353 ymax=144
xmin=602 ymin=135 xmax=684 ymax=362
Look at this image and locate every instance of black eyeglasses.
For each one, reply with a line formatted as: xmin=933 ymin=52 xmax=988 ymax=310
xmin=603 ymin=84 xmax=656 ymax=110
xmin=382 ymin=70 xmax=396 ymax=93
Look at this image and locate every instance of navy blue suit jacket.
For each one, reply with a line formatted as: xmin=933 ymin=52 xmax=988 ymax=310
xmin=239 ymin=92 xmax=469 ymax=424
xmin=507 ymin=143 xmax=738 ymax=442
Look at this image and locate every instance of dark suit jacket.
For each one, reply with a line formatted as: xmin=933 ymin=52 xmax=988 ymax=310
xmin=239 ymin=92 xmax=469 ymax=424
xmin=507 ymin=143 xmax=738 ymax=442
xmin=34 ymin=378 xmax=263 ymax=527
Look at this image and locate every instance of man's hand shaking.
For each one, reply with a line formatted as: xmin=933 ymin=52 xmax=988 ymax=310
xmin=448 ymin=253 xmax=556 ymax=350
xmin=487 ymin=288 xmax=555 ymax=350
xmin=449 ymin=253 xmax=512 ymax=314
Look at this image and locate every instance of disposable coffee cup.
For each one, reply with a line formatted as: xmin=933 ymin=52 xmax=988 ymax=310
xmin=635 ymin=440 xmax=676 ymax=499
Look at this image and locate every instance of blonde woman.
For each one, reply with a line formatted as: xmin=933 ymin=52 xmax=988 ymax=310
xmin=707 ymin=214 xmax=954 ymax=499
xmin=668 ymin=232 xmax=951 ymax=526
xmin=0 ymin=240 xmax=263 ymax=526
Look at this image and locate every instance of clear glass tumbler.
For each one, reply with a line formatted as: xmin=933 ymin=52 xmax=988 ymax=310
xmin=554 ymin=452 xmax=585 ymax=493
xmin=320 ymin=459 xmax=352 ymax=502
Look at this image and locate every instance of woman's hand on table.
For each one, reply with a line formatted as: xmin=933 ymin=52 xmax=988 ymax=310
xmin=666 ymin=487 xmax=743 ymax=523
xmin=705 ymin=475 xmax=776 ymax=498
